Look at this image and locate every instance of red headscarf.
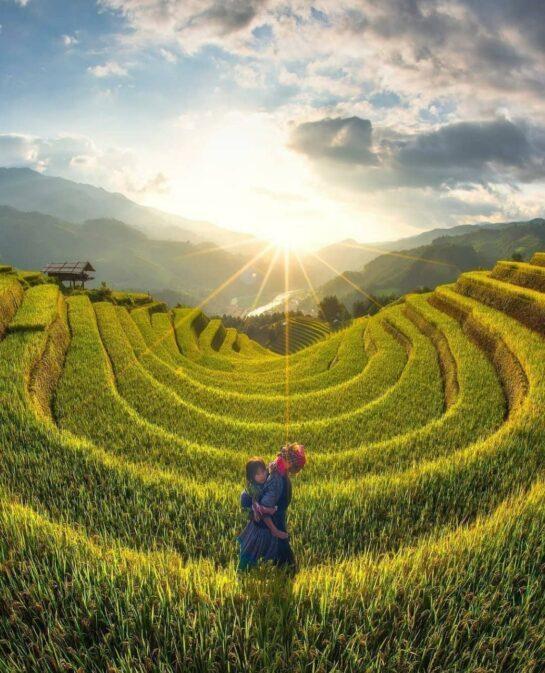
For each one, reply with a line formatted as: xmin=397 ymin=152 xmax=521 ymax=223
xmin=271 ymin=443 xmax=306 ymax=476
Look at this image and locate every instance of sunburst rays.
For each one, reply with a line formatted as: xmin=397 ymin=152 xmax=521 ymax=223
xmin=309 ymin=251 xmax=384 ymax=310
xmin=249 ymin=247 xmax=281 ymax=313
xmin=294 ymin=250 xmax=322 ymax=315
xmin=284 ymin=246 xmax=291 ymax=445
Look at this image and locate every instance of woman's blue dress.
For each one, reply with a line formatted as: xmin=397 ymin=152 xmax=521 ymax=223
xmin=237 ymin=472 xmax=296 ymax=571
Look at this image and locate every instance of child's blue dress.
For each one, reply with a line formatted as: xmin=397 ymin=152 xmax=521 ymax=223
xmin=237 ymin=472 xmax=295 ymax=572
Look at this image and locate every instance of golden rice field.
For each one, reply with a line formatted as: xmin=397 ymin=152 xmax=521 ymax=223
xmin=1 ymin=254 xmax=545 ymax=672
xmin=268 ymin=315 xmax=331 ymax=354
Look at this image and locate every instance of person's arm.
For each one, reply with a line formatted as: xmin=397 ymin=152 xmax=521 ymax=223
xmin=262 ymin=516 xmax=289 ymax=539
xmin=259 ymin=474 xmax=283 ymax=509
xmin=243 ymin=490 xmax=277 ymax=523
xmin=251 ymin=501 xmax=277 ymax=517
xmin=257 ymin=474 xmax=288 ymax=538
xmin=240 ymin=490 xmax=252 ymax=511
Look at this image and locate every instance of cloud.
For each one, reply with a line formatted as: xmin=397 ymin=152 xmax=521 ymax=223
xmin=95 ymin=0 xmax=545 ymax=123
xmin=87 ymin=61 xmax=128 ymax=78
xmin=286 ymin=112 xmax=545 ymax=235
xmin=0 ymin=134 xmax=43 ymax=169
xmin=61 ymin=34 xmax=79 ymax=47
xmin=290 ymin=115 xmax=545 ymax=190
xmin=393 ymin=119 xmax=533 ymax=182
xmin=99 ymin=0 xmax=271 ymax=53
xmin=231 ymin=62 xmax=267 ymax=89
xmin=132 ymin=171 xmax=170 ymax=194
xmin=290 ymin=117 xmax=379 ymax=166
xmin=69 ymin=154 xmax=98 ymax=169
xmin=194 ymin=0 xmax=265 ymax=34
xmin=0 ymin=132 xmax=161 ymax=198
xmin=465 ymin=0 xmax=545 ymax=55
xmin=364 ymin=187 xmax=502 ymax=233
xmin=159 ymin=47 xmax=177 ymax=63
xmin=0 ymin=133 xmax=106 ymax=174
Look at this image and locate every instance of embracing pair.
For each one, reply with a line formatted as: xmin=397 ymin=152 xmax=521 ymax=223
xmin=237 ymin=443 xmax=306 ymax=573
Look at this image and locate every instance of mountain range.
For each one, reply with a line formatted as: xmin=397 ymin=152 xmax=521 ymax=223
xmin=318 ymin=218 xmax=545 ymax=310
xmin=0 ymin=167 xmax=543 ymax=314
xmin=0 ymin=167 xmax=260 ymax=250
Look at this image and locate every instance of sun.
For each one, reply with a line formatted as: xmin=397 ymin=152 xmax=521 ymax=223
xmin=266 ymin=229 xmax=307 ymax=252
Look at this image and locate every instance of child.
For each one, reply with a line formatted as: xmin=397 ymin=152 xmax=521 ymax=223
xmin=241 ymin=457 xmax=289 ymax=540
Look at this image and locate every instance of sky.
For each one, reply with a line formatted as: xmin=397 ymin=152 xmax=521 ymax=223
xmin=1 ymin=0 xmax=545 ymax=249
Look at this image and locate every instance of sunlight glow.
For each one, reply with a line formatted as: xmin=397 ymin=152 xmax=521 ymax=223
xmin=266 ymin=230 xmax=309 ymax=252
xmin=284 ymin=246 xmax=291 ymax=445
xmin=251 ymin=248 xmax=280 ymax=311
xmin=141 ymin=110 xmax=386 ymax=249
xmin=175 ymin=237 xmax=266 ymax=260
xmin=295 ymin=250 xmax=321 ymax=314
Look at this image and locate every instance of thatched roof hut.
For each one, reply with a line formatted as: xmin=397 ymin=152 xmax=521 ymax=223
xmin=42 ymin=261 xmax=95 ymax=288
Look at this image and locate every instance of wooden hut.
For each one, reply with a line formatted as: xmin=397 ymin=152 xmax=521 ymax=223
xmin=42 ymin=261 xmax=95 ymax=288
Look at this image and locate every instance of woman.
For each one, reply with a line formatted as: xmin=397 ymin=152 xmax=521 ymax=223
xmin=237 ymin=443 xmax=306 ymax=573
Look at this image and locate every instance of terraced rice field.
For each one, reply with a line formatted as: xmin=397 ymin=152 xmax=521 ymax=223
xmin=1 ymin=254 xmax=545 ymax=671
xmin=269 ymin=315 xmax=331 ymax=354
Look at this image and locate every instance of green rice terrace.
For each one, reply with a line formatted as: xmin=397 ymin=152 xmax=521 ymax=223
xmin=2 ymin=253 xmax=545 ymax=672
xmin=268 ymin=315 xmax=331 ymax=354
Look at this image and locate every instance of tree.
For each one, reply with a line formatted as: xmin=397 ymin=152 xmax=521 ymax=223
xmin=86 ymin=281 xmax=112 ymax=303
xmin=319 ymin=295 xmax=349 ymax=325
xmin=511 ymin=251 xmax=523 ymax=262
xmin=352 ymin=300 xmax=368 ymax=318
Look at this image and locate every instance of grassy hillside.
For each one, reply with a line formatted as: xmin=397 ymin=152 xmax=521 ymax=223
xmin=1 ymin=253 xmax=545 ymax=670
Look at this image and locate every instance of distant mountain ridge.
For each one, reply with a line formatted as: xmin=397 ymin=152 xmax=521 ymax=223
xmin=0 ymin=205 xmax=258 ymax=311
xmin=318 ymin=218 xmax=545 ymax=309
xmin=0 ymin=167 xmax=262 ymax=250
xmin=375 ymin=219 xmax=523 ymax=251
xmin=313 ymin=218 xmax=543 ymax=277
xmin=0 ymin=168 xmax=339 ymax=306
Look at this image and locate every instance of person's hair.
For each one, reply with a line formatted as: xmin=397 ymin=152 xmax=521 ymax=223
xmin=245 ymin=457 xmax=267 ymax=483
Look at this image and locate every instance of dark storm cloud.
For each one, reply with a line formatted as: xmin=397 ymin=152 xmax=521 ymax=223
xmin=395 ymin=119 xmax=531 ymax=169
xmin=344 ymin=0 xmax=544 ymax=53
xmin=290 ymin=116 xmax=545 ymax=190
xmin=464 ymin=0 xmax=545 ymax=54
xmin=290 ymin=117 xmax=379 ymax=166
xmin=473 ymin=36 xmax=527 ymax=70
xmin=369 ymin=0 xmax=458 ymax=44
